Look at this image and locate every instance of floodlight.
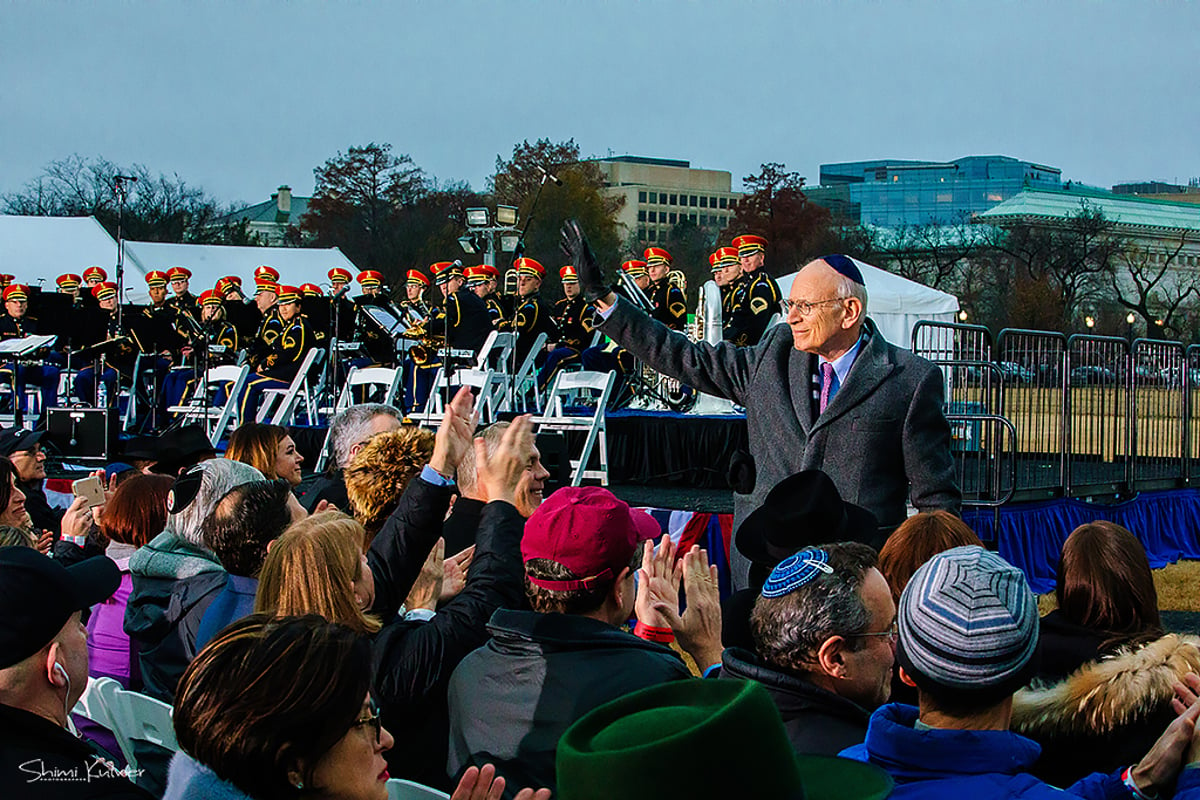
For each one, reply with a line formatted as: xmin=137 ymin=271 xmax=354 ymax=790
xmin=495 ymin=205 xmax=519 ymax=226
xmin=458 ymin=235 xmax=478 ymax=255
xmin=466 ymin=208 xmax=490 ymax=227
xmin=500 ymin=234 xmax=521 ymax=252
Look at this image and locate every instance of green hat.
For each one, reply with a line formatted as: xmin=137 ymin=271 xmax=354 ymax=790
xmin=556 ymin=679 xmax=893 ymax=800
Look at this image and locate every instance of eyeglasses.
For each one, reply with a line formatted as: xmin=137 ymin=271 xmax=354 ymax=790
xmin=781 ymin=297 xmax=848 ymax=317
xmin=352 ymin=700 xmax=382 ymax=744
xmin=849 ymin=620 xmax=899 ymax=643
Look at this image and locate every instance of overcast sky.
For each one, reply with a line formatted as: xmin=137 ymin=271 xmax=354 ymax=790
xmin=3 ymin=1 xmax=1197 ymax=207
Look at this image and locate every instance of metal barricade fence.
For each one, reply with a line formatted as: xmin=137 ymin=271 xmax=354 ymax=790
xmin=1131 ymin=338 xmax=1186 ymax=489
xmin=997 ymin=329 xmax=1068 ymax=500
xmin=1065 ymin=334 xmax=1129 ymax=495
xmin=1187 ymin=345 xmax=1200 ymax=483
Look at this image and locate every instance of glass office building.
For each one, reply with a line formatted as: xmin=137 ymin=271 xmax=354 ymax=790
xmin=811 ymin=156 xmax=1062 ymax=227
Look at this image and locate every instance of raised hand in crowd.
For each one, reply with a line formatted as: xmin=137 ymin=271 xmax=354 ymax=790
xmin=634 ymin=535 xmax=680 ymax=631
xmin=659 ymin=545 xmax=724 ymax=671
xmin=560 ymin=219 xmax=609 ymax=303
xmin=441 ymin=543 xmax=474 ymax=603
xmin=451 ymin=764 xmax=551 ymax=800
xmin=60 ymin=494 xmax=94 ymax=540
xmin=405 ymin=537 xmax=446 ymax=614
xmin=431 ymin=385 xmax=479 ymax=479
xmin=473 ymin=414 xmax=535 ymax=508
xmin=1130 ymin=687 xmax=1200 ymax=797
xmin=313 ymin=498 xmax=338 ymax=514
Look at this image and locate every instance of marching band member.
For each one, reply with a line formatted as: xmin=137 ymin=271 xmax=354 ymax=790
xmin=328 ymin=267 xmax=353 ymax=296
xmin=709 ymin=246 xmax=749 ymax=343
xmin=0 ymin=275 xmax=13 ymax=288
xmin=731 ymin=233 xmax=781 ymax=346
xmin=352 ymin=270 xmax=395 ymax=367
xmin=0 ymin=284 xmax=60 ymax=417
xmin=355 ymin=269 xmax=385 ymax=300
xmin=400 ymin=269 xmax=432 ymax=319
xmin=82 ymin=266 xmax=107 ymax=288
xmin=198 ymin=289 xmax=240 ymax=366
xmin=500 ymin=257 xmax=558 ymax=367
xmin=538 ymin=265 xmax=593 ymax=390
xmin=428 ymin=260 xmax=492 ymax=354
xmin=467 ymin=264 xmax=505 ymax=327
xmin=72 ymin=282 xmax=125 ymax=405
xmin=240 ymin=285 xmax=312 ymax=421
xmin=56 ymin=273 xmax=83 ymax=299
xmin=167 ymin=266 xmax=198 ymax=318
xmin=644 ymin=246 xmax=687 ymax=331
xmin=249 ymin=275 xmax=283 ymax=368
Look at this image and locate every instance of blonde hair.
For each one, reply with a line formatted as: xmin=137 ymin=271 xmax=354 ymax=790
xmin=254 ymin=511 xmax=381 ymax=635
xmin=344 ymin=426 xmax=435 ymax=539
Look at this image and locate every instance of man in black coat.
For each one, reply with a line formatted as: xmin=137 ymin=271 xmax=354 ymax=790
xmin=365 ymin=389 xmax=533 ymax=791
xmin=0 ymin=548 xmax=152 ymax=800
xmin=719 ymin=541 xmax=896 ymax=756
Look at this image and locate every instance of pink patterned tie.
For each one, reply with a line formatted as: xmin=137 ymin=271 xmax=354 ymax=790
xmin=819 ymin=362 xmax=835 ymax=414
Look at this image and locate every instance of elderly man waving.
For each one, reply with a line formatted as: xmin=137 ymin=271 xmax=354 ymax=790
xmin=562 ymin=221 xmax=960 ymax=589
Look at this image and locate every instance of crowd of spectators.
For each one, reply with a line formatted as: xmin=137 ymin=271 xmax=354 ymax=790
xmin=6 ymin=396 xmax=1200 ymax=800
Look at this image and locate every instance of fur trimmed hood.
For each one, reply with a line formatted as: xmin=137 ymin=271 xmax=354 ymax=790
xmin=344 ymin=425 xmax=435 ymax=535
xmin=1012 ymin=633 xmax=1200 ymax=737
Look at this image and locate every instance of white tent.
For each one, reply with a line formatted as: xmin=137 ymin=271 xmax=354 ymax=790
xmin=123 ymin=241 xmax=359 ymax=302
xmin=776 ymin=258 xmax=959 ymax=349
xmin=0 ymin=215 xmax=361 ymax=303
xmin=0 ymin=215 xmax=119 ymax=285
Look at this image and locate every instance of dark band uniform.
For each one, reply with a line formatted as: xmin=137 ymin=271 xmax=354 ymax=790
xmin=729 ymin=235 xmax=780 ymax=346
xmin=538 ymin=265 xmax=594 ymax=390
xmin=240 ymin=285 xmax=313 ymax=421
xmin=0 ymin=285 xmax=60 ymax=415
xmin=501 ymin=258 xmax=559 ymax=367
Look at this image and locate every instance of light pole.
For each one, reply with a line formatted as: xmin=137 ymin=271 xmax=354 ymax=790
xmin=458 ymin=205 xmax=521 ymax=268
xmin=1126 ymin=311 xmax=1136 ymax=347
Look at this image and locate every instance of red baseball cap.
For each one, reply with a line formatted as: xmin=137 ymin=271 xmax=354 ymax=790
xmin=521 ymin=487 xmax=660 ymax=591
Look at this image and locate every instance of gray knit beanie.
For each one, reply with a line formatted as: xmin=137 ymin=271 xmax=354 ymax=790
xmin=895 ymin=545 xmax=1038 ymax=705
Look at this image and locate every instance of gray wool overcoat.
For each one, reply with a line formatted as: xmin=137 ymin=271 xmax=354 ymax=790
xmin=599 ymin=300 xmax=961 ymax=587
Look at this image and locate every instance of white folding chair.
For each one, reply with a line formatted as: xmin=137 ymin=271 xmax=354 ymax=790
xmin=256 ymin=348 xmax=324 ymax=425
xmin=411 ymin=366 xmax=498 ymax=427
xmin=473 ymin=330 xmax=516 ymax=371
xmin=387 ymin=778 xmax=450 ymax=800
xmin=498 ymin=332 xmax=547 ymax=414
xmin=313 ymin=366 xmax=404 ymax=473
xmin=167 ymin=364 xmax=250 ymax=446
xmin=532 ymin=369 xmax=615 ymax=486
xmin=73 ymin=676 xmax=178 ymax=773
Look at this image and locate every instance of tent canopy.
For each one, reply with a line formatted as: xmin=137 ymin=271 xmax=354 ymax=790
xmin=776 ymin=257 xmax=959 ymax=349
xmin=123 ymin=241 xmax=359 ymax=301
xmin=0 ymin=215 xmax=120 ymax=285
xmin=0 ymin=214 xmax=360 ymax=303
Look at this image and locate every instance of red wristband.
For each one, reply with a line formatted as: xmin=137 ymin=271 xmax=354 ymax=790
xmin=634 ymin=621 xmax=675 ymax=644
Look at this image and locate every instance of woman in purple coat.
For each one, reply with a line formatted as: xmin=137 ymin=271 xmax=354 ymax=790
xmin=87 ymin=473 xmax=174 ymax=687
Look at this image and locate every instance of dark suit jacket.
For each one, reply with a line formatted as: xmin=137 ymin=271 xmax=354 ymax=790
xmin=599 ymin=301 xmax=960 ymax=587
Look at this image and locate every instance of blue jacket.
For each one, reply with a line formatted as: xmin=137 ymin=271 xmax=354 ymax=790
xmin=194 ymin=575 xmax=259 ymax=651
xmin=840 ymin=704 xmax=1200 ymax=800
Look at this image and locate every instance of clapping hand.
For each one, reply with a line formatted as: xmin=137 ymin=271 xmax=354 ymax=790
xmin=440 ymin=544 xmax=474 ymax=603
xmin=634 ymin=536 xmax=680 ymax=631
xmin=404 ymin=537 xmax=445 ymax=613
xmin=430 ymin=385 xmax=479 ymax=478
xmin=474 ymin=415 xmax=535 ymax=508
xmin=652 ymin=545 xmax=724 ymax=671
xmin=451 ymin=764 xmax=551 ymax=800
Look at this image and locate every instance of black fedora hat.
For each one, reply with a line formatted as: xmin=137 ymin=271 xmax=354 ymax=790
xmin=735 ymin=470 xmax=879 ymax=567
xmin=151 ymin=425 xmax=218 ymax=475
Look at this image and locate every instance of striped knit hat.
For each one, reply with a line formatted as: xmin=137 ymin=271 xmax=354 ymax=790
xmin=896 ymin=545 xmax=1038 ymax=705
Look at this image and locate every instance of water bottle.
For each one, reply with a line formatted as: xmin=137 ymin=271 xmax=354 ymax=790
xmin=98 ymin=377 xmax=108 ymax=408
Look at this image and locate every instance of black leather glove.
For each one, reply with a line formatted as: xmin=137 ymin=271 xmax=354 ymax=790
xmin=560 ymin=219 xmax=610 ymax=303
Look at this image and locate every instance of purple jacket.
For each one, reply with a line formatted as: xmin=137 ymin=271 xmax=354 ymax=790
xmin=87 ymin=544 xmax=137 ymax=687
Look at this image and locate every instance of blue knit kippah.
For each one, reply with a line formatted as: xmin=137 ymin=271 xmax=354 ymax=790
xmin=761 ymin=548 xmax=834 ymax=598
xmin=821 ymin=254 xmax=865 ymax=285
